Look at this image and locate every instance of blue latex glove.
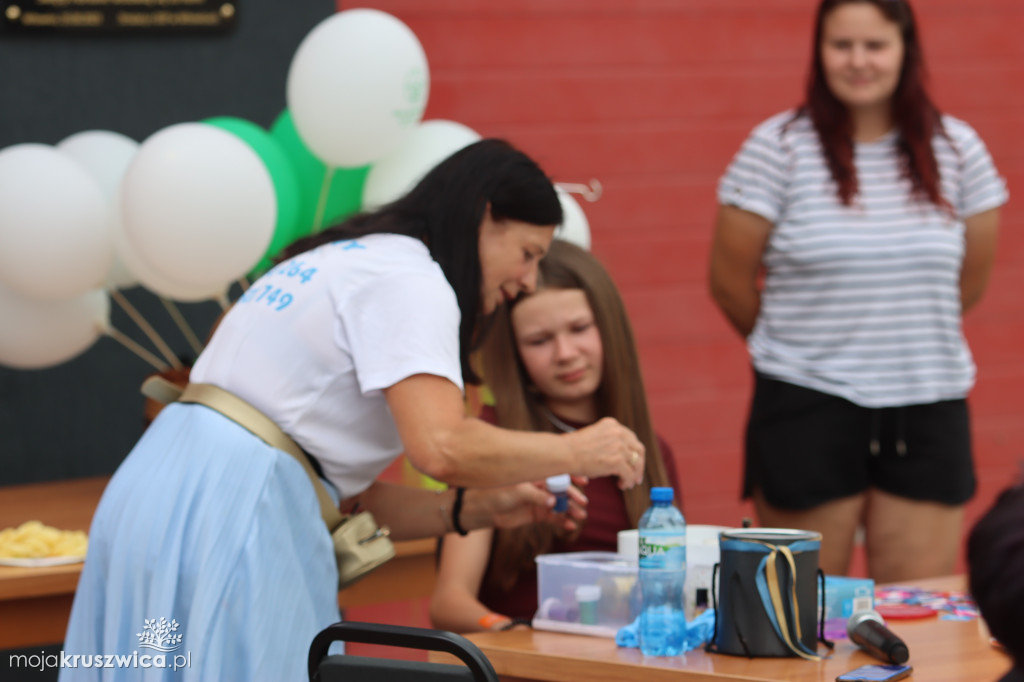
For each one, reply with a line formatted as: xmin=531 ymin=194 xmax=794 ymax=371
xmin=615 ymin=609 xmax=716 ymax=651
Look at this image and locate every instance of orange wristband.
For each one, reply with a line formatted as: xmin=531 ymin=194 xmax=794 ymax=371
xmin=478 ymin=613 xmax=509 ymax=630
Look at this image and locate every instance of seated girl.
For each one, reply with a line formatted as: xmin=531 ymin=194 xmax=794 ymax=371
xmin=429 ymin=239 xmax=680 ymax=632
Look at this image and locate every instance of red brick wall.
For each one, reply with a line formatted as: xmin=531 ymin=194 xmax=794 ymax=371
xmin=345 ymin=0 xmax=1022 ymax=587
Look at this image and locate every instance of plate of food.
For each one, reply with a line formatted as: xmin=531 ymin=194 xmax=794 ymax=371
xmin=0 ymin=555 xmax=86 ymax=567
xmin=0 ymin=520 xmax=88 ymax=567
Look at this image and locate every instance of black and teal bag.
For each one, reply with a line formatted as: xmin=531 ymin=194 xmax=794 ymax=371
xmin=707 ymin=528 xmax=833 ymax=660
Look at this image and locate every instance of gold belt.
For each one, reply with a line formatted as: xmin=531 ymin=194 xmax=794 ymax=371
xmin=141 ymin=377 xmax=395 ymax=588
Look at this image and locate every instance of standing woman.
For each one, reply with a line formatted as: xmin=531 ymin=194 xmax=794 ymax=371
xmin=709 ymin=0 xmax=1007 ymax=582
xmin=62 ymin=140 xmax=645 ymax=681
xmin=430 ymin=240 xmax=679 ymax=633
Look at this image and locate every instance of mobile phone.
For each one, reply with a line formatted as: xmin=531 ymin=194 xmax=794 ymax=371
xmin=836 ymin=663 xmax=913 ymax=681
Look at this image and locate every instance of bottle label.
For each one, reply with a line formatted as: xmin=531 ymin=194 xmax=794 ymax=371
xmin=638 ymin=532 xmax=686 ymax=570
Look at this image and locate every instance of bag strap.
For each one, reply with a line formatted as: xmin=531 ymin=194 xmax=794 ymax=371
xmin=817 ymin=568 xmax=835 ymax=651
xmin=751 ymin=541 xmax=827 ymax=661
xmin=141 ymin=376 xmax=344 ymax=533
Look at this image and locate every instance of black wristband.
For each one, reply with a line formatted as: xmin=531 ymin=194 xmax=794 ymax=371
xmin=451 ymin=486 xmax=469 ymax=536
xmin=500 ymin=617 xmax=532 ymax=631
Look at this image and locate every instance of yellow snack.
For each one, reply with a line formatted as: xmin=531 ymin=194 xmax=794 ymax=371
xmin=0 ymin=520 xmax=88 ymax=559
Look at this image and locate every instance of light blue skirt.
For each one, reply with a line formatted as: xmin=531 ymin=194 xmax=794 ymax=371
xmin=60 ymin=402 xmax=340 ymax=681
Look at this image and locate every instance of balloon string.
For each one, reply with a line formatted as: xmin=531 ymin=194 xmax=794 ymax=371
xmin=312 ymin=167 xmax=336 ymax=233
xmin=109 ymin=289 xmax=183 ymax=369
xmin=103 ymin=325 xmax=169 ymax=372
xmin=159 ymin=297 xmax=203 ymax=357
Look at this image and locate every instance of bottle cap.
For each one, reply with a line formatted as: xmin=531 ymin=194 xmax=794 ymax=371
xmin=546 ymin=474 xmax=571 ymax=493
xmin=575 ymin=584 xmax=602 ymax=602
xmin=650 ymin=486 xmax=674 ymax=503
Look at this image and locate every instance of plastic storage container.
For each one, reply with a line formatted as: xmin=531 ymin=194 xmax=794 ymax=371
xmin=533 ymin=551 xmax=638 ymax=637
xmin=683 ymin=524 xmax=730 ymax=620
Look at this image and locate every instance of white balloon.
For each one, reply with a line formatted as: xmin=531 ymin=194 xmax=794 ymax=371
xmin=555 ymin=188 xmax=592 ymax=250
xmin=121 ymin=123 xmax=275 ymax=292
xmin=111 ymin=191 xmax=227 ymax=302
xmin=287 ymin=9 xmax=429 ymax=167
xmin=0 ymin=144 xmax=112 ymax=300
xmin=57 ymin=130 xmax=141 ymax=290
xmin=0 ymin=282 xmax=109 ymax=370
xmin=362 ymin=120 xmax=481 ymax=210
xmin=57 ymin=130 xmax=138 ymax=198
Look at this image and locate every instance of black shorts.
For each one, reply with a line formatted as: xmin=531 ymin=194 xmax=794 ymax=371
xmin=743 ymin=373 xmax=976 ymax=510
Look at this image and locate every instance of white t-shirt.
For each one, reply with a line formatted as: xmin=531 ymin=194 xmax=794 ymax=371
xmin=191 ymin=233 xmax=464 ymax=498
xmin=718 ymin=111 xmax=1008 ymax=408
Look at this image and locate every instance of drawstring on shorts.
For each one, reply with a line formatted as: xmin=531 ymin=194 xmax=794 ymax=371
xmin=868 ymin=407 xmax=908 ymax=457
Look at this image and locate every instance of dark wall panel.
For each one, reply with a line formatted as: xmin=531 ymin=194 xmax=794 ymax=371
xmin=0 ymin=0 xmax=335 ymax=486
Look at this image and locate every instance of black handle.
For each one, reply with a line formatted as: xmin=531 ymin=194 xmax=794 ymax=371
xmin=705 ymin=562 xmax=720 ymax=653
xmin=308 ymin=621 xmax=498 ymax=681
xmin=817 ymin=568 xmax=834 ymax=650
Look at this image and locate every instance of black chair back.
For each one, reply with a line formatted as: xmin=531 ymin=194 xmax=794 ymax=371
xmin=308 ymin=621 xmax=499 ymax=682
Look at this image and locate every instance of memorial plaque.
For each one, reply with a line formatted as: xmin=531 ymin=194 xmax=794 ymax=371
xmin=2 ymin=0 xmax=236 ymax=34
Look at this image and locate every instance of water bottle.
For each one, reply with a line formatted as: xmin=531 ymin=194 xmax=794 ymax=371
xmin=638 ymin=486 xmax=686 ymax=656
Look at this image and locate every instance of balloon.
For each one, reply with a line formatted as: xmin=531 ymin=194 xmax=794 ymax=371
xmin=120 ymin=123 xmax=276 ymax=292
xmin=111 ymin=188 xmax=228 ymax=303
xmin=555 ymin=188 xmax=592 ymax=250
xmin=269 ymin=109 xmax=369 ymax=237
xmin=286 ymin=9 xmax=429 ymax=167
xmin=0 ymin=144 xmax=112 ymax=300
xmin=0 ymin=281 xmax=109 ymax=370
xmin=204 ymin=116 xmax=302 ymax=275
xmin=56 ymin=130 xmax=138 ymax=198
xmin=56 ymin=130 xmax=141 ymax=290
xmin=362 ymin=119 xmax=481 ymax=210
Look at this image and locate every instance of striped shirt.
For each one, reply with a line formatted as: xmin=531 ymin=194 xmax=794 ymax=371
xmin=718 ymin=111 xmax=1008 ymax=408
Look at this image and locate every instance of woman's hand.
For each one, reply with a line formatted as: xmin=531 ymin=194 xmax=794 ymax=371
xmin=564 ymin=417 xmax=645 ymax=490
xmin=385 ymin=374 xmax=638 ymax=489
xmin=462 ymin=482 xmax=588 ymax=532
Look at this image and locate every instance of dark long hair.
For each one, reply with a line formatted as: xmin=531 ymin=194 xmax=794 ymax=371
xmin=968 ymin=482 xmax=1024 ymax=664
xmin=480 ymin=240 xmax=672 ymax=590
xmin=282 ymin=139 xmax=562 ymax=384
xmin=800 ymin=0 xmax=949 ymax=209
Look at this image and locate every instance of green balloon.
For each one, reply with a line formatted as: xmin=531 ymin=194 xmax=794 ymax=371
xmin=269 ymin=109 xmax=369 ymax=238
xmin=203 ymin=116 xmax=303 ymax=276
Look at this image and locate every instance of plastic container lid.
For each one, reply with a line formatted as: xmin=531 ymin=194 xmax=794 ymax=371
xmin=650 ymin=486 xmax=674 ymax=503
xmin=546 ymin=474 xmax=571 ymax=493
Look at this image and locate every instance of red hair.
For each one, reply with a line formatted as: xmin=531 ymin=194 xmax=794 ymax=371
xmin=799 ymin=0 xmax=949 ymax=210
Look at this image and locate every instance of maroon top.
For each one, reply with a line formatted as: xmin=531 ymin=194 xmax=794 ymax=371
xmin=474 ymin=406 xmax=681 ymax=619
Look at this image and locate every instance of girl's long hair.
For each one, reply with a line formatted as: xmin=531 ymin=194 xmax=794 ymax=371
xmin=799 ymin=0 xmax=949 ymax=209
xmin=281 ymin=139 xmax=562 ymax=384
xmin=479 ymin=240 xmax=672 ymax=590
